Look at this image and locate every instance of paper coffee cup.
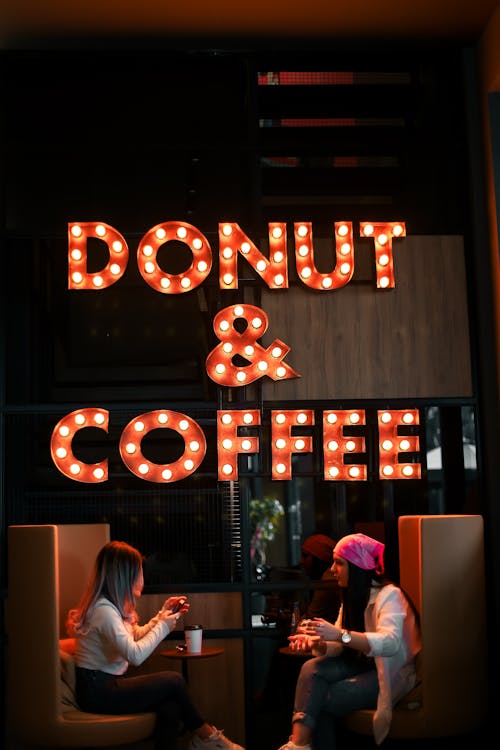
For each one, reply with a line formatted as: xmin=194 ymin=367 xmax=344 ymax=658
xmin=185 ymin=624 xmax=203 ymax=653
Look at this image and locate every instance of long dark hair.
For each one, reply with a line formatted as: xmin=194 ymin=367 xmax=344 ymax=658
xmin=340 ymin=561 xmax=386 ymax=632
xmin=67 ymin=541 xmax=143 ymax=635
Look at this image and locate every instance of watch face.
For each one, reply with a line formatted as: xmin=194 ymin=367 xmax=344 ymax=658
xmin=341 ymin=631 xmax=352 ymax=644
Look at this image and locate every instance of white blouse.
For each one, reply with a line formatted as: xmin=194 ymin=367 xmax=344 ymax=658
xmin=325 ymin=583 xmax=421 ymax=744
xmin=74 ymin=597 xmax=171 ymax=675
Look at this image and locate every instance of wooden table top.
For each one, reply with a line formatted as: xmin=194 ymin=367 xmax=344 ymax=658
xmin=160 ymin=646 xmax=224 ymax=660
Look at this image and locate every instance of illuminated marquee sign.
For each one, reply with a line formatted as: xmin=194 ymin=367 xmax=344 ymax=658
xmin=52 ymin=218 xmax=422 ymax=483
xmin=68 ymin=219 xmax=405 ymax=292
xmin=50 ymin=407 xmax=420 ymax=484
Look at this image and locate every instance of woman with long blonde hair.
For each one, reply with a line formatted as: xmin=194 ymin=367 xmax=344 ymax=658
xmin=67 ymin=540 xmax=243 ymax=750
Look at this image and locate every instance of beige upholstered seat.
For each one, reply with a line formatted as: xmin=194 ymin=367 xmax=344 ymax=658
xmin=6 ymin=523 xmax=156 ymax=747
xmin=343 ymin=514 xmax=488 ymax=738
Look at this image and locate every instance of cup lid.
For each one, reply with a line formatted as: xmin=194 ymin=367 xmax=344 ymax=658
xmin=185 ymin=624 xmax=202 ymax=630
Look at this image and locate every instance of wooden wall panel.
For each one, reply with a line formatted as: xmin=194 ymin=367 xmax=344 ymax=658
xmin=261 ymin=236 xmax=472 ymax=400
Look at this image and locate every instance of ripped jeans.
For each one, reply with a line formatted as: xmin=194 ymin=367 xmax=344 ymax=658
xmin=292 ymin=653 xmax=378 ymax=750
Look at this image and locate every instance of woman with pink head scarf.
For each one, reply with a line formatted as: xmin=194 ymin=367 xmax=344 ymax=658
xmin=276 ymin=533 xmax=421 ymax=750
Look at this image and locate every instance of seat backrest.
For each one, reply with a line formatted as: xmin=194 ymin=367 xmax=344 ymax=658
xmin=6 ymin=523 xmax=110 ymax=743
xmin=398 ymin=514 xmax=487 ymax=735
xmin=57 ymin=523 xmax=110 ymax=637
xmin=344 ymin=514 xmax=488 ymax=739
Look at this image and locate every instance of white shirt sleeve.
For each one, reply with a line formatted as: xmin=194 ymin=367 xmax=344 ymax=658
xmin=364 ymin=586 xmax=407 ymax=658
xmin=92 ymin=601 xmax=170 ymax=668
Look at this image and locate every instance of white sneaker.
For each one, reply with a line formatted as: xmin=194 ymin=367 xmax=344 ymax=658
xmin=277 ymin=740 xmax=311 ymax=750
xmin=190 ymin=727 xmax=245 ymax=750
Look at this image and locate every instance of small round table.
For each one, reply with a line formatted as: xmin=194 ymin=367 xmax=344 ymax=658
xmin=160 ymin=646 xmax=224 ymax=683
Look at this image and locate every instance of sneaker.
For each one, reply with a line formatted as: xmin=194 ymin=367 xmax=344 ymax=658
xmin=190 ymin=727 xmax=245 ymax=750
xmin=277 ymin=739 xmax=311 ymax=750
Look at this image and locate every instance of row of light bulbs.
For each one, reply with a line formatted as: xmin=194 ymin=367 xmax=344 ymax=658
xmin=68 ymin=220 xmax=405 ymax=292
xmin=51 ymin=408 xmax=420 ymax=483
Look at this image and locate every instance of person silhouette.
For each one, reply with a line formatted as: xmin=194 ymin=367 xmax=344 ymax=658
xmin=300 ymin=534 xmax=340 ymax=622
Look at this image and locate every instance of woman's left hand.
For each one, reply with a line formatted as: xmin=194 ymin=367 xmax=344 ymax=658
xmin=162 ymin=596 xmax=190 ymax=616
xmin=300 ymin=618 xmax=341 ymax=642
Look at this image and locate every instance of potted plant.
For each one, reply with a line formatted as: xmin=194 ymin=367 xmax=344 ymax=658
xmin=249 ymin=496 xmax=284 ymax=565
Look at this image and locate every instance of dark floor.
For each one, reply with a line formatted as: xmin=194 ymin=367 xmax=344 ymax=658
xmin=251 ymin=702 xmax=490 ymax=750
xmin=5 ymin=717 xmax=491 ymax=750
xmin=255 ymin=724 xmax=489 ymax=750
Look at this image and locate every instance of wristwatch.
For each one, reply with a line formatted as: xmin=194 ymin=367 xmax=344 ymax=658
xmin=340 ymin=629 xmax=352 ymax=644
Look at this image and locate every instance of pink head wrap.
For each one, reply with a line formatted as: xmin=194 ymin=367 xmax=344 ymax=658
xmin=333 ymin=533 xmax=385 ymax=574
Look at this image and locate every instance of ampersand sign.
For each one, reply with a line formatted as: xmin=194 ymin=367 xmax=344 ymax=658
xmin=206 ymin=304 xmax=300 ymax=386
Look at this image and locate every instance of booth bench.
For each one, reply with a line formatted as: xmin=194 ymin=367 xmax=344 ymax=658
xmin=5 ymin=515 xmax=488 ymax=747
xmin=6 ymin=523 xmax=156 ymax=748
xmin=344 ymin=514 xmax=488 ymax=739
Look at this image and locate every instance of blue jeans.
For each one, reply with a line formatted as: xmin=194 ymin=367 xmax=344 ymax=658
xmin=292 ymin=654 xmax=378 ymax=750
xmin=75 ymin=667 xmax=206 ymax=749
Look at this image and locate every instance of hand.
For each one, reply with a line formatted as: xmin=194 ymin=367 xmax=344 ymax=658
xmin=297 ymin=618 xmax=313 ymax=634
xmin=162 ymin=596 xmax=190 ymax=616
xmin=288 ymin=633 xmax=319 ymax=652
xmin=159 ymin=610 xmax=182 ymax=630
xmin=299 ymin=617 xmax=341 ymax=642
